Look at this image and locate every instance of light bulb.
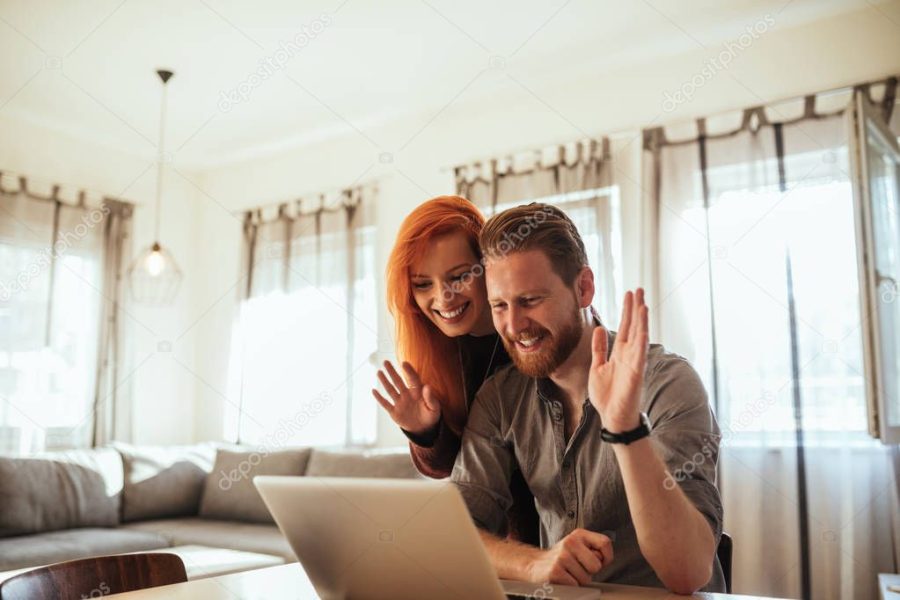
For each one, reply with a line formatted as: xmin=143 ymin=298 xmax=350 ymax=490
xmin=145 ymin=250 xmax=165 ymax=277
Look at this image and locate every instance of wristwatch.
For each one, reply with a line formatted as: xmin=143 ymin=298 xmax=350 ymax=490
xmin=600 ymin=412 xmax=652 ymax=445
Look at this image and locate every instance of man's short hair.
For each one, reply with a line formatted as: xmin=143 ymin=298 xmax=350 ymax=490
xmin=479 ymin=202 xmax=588 ymax=286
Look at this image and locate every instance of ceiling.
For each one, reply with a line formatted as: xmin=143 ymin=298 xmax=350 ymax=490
xmin=0 ymin=0 xmax=886 ymax=169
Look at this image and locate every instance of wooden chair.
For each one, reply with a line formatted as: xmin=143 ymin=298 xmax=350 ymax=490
xmin=0 ymin=553 xmax=187 ymax=600
xmin=717 ymin=532 xmax=733 ymax=594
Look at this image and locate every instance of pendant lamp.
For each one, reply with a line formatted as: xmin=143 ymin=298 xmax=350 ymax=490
xmin=128 ymin=69 xmax=183 ymax=304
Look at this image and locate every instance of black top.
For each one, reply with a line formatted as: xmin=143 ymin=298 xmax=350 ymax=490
xmin=457 ymin=332 xmax=511 ymax=408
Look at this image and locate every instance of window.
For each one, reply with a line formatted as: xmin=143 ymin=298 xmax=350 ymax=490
xmin=0 ymin=190 xmax=109 ymax=454
xmin=704 ymin=173 xmax=868 ymax=441
xmin=232 ymin=195 xmax=377 ymax=448
xmin=850 ymin=91 xmax=900 ymax=443
xmin=651 ymin=108 xmax=875 ymax=445
xmin=492 ymin=186 xmax=624 ymax=325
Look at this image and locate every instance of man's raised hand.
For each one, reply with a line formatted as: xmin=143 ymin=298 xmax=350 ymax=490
xmin=588 ymin=288 xmax=650 ymax=433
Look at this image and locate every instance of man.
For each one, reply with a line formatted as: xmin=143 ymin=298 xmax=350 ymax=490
xmin=451 ymin=203 xmax=724 ymax=594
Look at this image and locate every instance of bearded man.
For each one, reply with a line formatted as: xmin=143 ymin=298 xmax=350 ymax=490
xmin=450 ymin=203 xmax=725 ymax=594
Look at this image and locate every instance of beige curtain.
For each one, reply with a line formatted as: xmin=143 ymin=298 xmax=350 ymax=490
xmin=92 ymin=199 xmax=134 ymax=446
xmin=643 ymin=78 xmax=899 ymax=600
xmin=236 ymin=186 xmax=377 ymax=447
xmin=455 ymin=139 xmax=623 ymax=325
xmin=0 ymin=173 xmax=132 ymax=453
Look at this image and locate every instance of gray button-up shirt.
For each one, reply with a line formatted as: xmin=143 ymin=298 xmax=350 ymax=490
xmin=451 ymin=331 xmax=725 ymax=592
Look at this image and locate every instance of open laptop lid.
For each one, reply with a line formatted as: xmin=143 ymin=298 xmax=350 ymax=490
xmin=254 ymin=476 xmax=508 ymax=600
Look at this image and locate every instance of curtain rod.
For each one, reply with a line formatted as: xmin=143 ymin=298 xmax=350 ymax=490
xmin=229 ymin=179 xmax=377 ymax=218
xmin=440 ymin=135 xmax=618 ymax=175
xmin=443 ymin=72 xmax=900 ymax=173
xmin=0 ymin=170 xmax=131 ymax=206
xmin=646 ymin=76 xmax=897 ymax=149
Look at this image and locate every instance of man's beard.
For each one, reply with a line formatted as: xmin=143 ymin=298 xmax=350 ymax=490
xmin=502 ymin=308 xmax=583 ymax=378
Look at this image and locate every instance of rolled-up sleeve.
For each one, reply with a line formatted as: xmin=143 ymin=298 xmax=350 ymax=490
xmin=450 ymin=384 xmax=515 ymax=535
xmin=645 ymin=356 xmax=723 ymax=544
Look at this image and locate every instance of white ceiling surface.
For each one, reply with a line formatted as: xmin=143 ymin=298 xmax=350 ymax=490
xmin=0 ymin=0 xmax=890 ymax=170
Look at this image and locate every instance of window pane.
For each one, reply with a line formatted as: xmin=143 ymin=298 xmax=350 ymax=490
xmin=236 ymin=207 xmax=377 ymax=447
xmin=0 ymin=199 xmax=102 ymax=454
xmin=707 ymin=148 xmax=867 ymax=440
xmin=494 ymin=187 xmax=623 ymax=325
xmin=864 ymin=119 xmax=900 ymax=430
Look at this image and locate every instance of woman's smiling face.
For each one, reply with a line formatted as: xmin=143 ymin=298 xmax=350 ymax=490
xmin=409 ymin=232 xmax=493 ymax=337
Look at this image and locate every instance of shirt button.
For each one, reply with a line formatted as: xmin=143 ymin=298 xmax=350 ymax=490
xmin=567 ymin=510 xmax=575 ymax=519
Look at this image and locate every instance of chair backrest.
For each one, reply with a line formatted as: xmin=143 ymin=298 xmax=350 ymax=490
xmin=0 ymin=553 xmax=187 ymax=600
xmin=717 ymin=532 xmax=733 ymax=594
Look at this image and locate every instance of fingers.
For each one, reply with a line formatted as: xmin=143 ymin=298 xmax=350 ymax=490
xmin=421 ymin=385 xmax=440 ymax=413
xmin=558 ymin=552 xmax=593 ymax=586
xmin=568 ymin=537 xmax=603 ymax=576
xmin=548 ymin=567 xmax=579 ymax=587
xmin=401 ymin=361 xmax=422 ymax=389
xmin=581 ymin=530 xmax=615 ymax=566
xmin=371 ymin=389 xmax=394 ymax=414
xmin=618 ymin=288 xmax=650 ymax=346
xmin=383 ymin=360 xmax=409 ymax=395
xmin=630 ymin=288 xmax=645 ymax=340
xmin=638 ymin=289 xmax=648 ymax=334
xmin=591 ymin=326 xmax=609 ymax=369
xmin=552 ymin=530 xmax=611 ymax=586
xmin=377 ymin=369 xmax=399 ymax=401
xmin=631 ymin=289 xmax=649 ymax=371
xmin=636 ymin=304 xmax=649 ymax=364
xmin=618 ymin=290 xmax=634 ymax=343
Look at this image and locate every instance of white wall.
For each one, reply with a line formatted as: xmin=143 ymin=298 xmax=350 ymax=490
xmin=3 ymin=3 xmax=899 ymax=446
xmin=191 ymin=4 xmax=900 ymax=446
xmin=0 ymin=113 xmax=205 ymax=445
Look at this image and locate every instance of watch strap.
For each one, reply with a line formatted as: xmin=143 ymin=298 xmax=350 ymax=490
xmin=600 ymin=413 xmax=651 ymax=445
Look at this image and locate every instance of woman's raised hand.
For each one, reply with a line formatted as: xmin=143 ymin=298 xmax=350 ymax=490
xmin=372 ymin=360 xmax=441 ymax=436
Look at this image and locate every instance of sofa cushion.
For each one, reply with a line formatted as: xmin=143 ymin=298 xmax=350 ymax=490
xmin=0 ymin=528 xmax=169 ymax=571
xmin=0 ymin=448 xmax=123 ymax=537
xmin=305 ymin=448 xmax=421 ymax=479
xmin=199 ymin=448 xmax=310 ymax=524
xmin=121 ymin=518 xmax=296 ymax=561
xmin=114 ymin=442 xmax=217 ymax=522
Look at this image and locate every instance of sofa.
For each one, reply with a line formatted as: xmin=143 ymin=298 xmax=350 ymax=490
xmin=0 ymin=443 xmax=421 ymax=580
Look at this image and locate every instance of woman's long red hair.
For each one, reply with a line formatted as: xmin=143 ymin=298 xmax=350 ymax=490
xmin=386 ymin=196 xmax=485 ymax=436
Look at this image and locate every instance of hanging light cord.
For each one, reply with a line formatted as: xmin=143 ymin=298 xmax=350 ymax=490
xmin=154 ymin=75 xmax=169 ymax=244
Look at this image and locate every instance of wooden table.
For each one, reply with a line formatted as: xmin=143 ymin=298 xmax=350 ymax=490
xmin=108 ymin=563 xmax=790 ymax=599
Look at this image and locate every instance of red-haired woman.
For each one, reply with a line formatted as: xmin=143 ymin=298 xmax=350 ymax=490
xmin=372 ymin=195 xmax=538 ymax=543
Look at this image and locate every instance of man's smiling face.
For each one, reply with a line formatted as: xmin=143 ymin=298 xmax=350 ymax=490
xmin=486 ymin=249 xmax=584 ymax=378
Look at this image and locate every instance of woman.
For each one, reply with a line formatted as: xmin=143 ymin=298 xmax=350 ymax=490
xmin=372 ymin=195 xmax=538 ymax=544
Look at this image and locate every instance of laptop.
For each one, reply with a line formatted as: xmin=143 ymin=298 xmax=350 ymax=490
xmin=254 ymin=476 xmax=603 ymax=600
